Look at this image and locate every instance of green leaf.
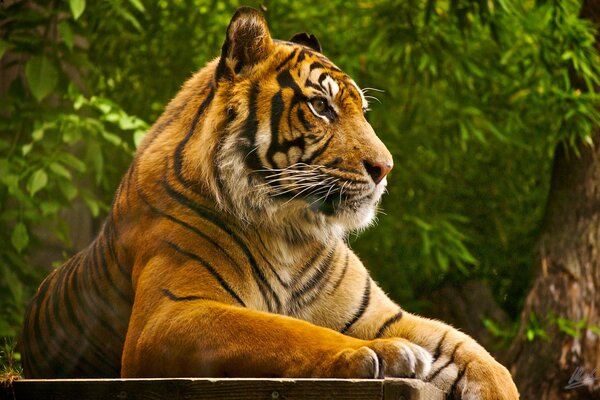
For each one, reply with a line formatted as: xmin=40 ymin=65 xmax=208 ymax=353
xmin=27 ymin=169 xmax=48 ymax=197
xmin=83 ymin=193 xmax=100 ymax=217
xmin=40 ymin=201 xmax=60 ymax=216
xmin=32 ymin=127 xmax=45 ymax=141
xmin=62 ymin=153 xmax=87 ymax=173
xmin=58 ymin=21 xmax=74 ymax=51
xmin=49 ymin=162 xmax=72 ymax=179
xmin=69 ymin=0 xmax=86 ymax=20
xmin=58 ymin=179 xmax=78 ymax=201
xmin=526 ymin=329 xmax=534 ymax=341
xmin=11 ymin=223 xmax=29 ymax=253
xmin=101 ymin=131 xmax=123 ymax=146
xmin=25 ymin=56 xmax=58 ymax=102
xmin=1 ymin=174 xmax=20 ymax=196
xmin=62 ymin=126 xmax=82 ymax=145
xmin=0 ymin=39 xmax=13 ymax=60
xmin=21 ymin=143 xmax=33 ymax=156
xmin=128 ymin=0 xmax=146 ymax=12
xmin=86 ymin=141 xmax=103 ymax=184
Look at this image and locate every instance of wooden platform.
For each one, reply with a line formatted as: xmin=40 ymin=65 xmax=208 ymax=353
xmin=1 ymin=378 xmax=443 ymax=400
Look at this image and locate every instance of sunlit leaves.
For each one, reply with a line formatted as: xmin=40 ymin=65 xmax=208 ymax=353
xmin=69 ymin=0 xmax=86 ymax=20
xmin=26 ymin=169 xmax=48 ymax=197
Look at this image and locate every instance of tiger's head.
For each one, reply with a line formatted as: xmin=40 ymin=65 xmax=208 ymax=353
xmin=199 ymin=7 xmax=393 ymax=242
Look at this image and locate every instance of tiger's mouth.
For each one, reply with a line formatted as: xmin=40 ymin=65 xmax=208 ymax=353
xmin=257 ymin=163 xmax=383 ymax=217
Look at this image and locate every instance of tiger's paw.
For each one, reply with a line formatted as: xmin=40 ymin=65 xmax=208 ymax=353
xmin=324 ymin=338 xmax=432 ymax=379
xmin=427 ymin=354 xmax=519 ymax=400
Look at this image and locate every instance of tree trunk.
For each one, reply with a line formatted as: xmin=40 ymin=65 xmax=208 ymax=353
xmin=508 ymin=137 xmax=600 ymax=399
xmin=508 ymin=3 xmax=600 ymax=398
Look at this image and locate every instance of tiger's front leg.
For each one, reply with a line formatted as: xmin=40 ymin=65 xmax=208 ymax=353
xmin=358 ymin=288 xmax=519 ymax=399
xmin=121 ymin=297 xmax=433 ymax=379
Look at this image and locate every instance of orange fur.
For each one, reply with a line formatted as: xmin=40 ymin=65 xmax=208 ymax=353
xmin=21 ymin=7 xmax=518 ymax=399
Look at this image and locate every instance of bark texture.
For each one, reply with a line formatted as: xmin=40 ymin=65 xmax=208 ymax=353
xmin=508 ymin=135 xmax=600 ymax=399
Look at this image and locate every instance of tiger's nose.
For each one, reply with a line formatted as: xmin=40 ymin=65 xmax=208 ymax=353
xmin=363 ymin=160 xmax=393 ymax=184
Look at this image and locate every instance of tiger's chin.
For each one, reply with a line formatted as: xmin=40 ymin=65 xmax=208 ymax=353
xmin=246 ymin=178 xmax=387 ymax=245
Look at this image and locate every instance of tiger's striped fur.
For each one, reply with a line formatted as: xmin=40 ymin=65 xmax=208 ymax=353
xmin=21 ymin=7 xmax=518 ymax=399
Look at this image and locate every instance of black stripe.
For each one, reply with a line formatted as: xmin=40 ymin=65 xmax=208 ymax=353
xmin=162 ymin=288 xmax=206 ymax=302
xmin=241 ymin=84 xmax=263 ymax=172
xmin=427 ymin=342 xmax=464 ymax=382
xmin=329 ymin=250 xmax=349 ymax=294
xmin=297 ymin=107 xmax=314 ymax=131
xmin=303 ymin=133 xmax=334 ymax=164
xmin=374 ymin=311 xmax=404 ymax=338
xmin=295 ymin=244 xmax=326 ymax=280
xmin=69 ymin=252 xmax=126 ymax=355
xmin=60 ymin=256 xmax=120 ymax=375
xmin=305 ymin=78 xmax=326 ymax=93
xmin=340 ymin=275 xmax=371 ymax=334
xmin=253 ymin=239 xmax=291 ymax=288
xmin=123 ymin=163 xmax=135 ymax=211
xmin=103 ymin=218 xmax=131 ymax=280
xmin=161 ymin=178 xmax=280 ymax=312
xmin=447 ymin=362 xmax=469 ymax=399
xmin=138 ymin=186 xmax=244 ymax=277
xmin=103 ymin=220 xmax=134 ymax=289
xmin=265 ymin=69 xmax=311 ymax=167
xmin=97 ymin=235 xmax=132 ymax=306
xmin=173 ymin=85 xmax=215 ymax=190
xmin=85 ymin=242 xmax=129 ymax=334
xmin=314 ymin=54 xmax=342 ymax=72
xmin=48 ymin=259 xmax=106 ymax=377
xmin=166 ymin=241 xmax=246 ymax=307
xmin=291 ymin=245 xmax=336 ymax=302
xmin=432 ymin=331 xmax=448 ymax=362
xmin=30 ymin=274 xmax=60 ymax=376
xmin=309 ymin=61 xmax=324 ymax=71
xmin=23 ymin=271 xmax=54 ymax=377
xmin=296 ymin=49 xmax=307 ymax=63
xmin=32 ymin=255 xmax=117 ymax=377
xmin=276 ymin=49 xmax=298 ymax=71
xmin=293 ymin=249 xmax=338 ymax=311
xmin=267 ymin=91 xmax=285 ymax=167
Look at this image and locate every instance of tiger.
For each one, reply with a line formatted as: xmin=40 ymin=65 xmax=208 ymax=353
xmin=20 ymin=7 xmax=519 ymax=400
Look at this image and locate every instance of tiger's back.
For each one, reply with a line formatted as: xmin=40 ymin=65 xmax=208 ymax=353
xmin=21 ymin=221 xmax=133 ymax=377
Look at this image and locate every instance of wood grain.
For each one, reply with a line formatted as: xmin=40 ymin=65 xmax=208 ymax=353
xmin=1 ymin=378 xmax=443 ymax=400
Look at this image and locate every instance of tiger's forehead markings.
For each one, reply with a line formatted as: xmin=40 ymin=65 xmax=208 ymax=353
xmin=276 ymin=46 xmax=366 ymax=111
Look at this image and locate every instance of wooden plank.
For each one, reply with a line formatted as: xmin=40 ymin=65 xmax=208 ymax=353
xmin=383 ymin=378 xmax=444 ymax=400
xmin=0 ymin=378 xmax=443 ymax=400
xmin=2 ymin=378 xmax=383 ymax=400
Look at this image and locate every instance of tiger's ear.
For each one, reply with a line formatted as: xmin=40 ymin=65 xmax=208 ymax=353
xmin=218 ymin=7 xmax=273 ymax=78
xmin=289 ymin=32 xmax=322 ymax=53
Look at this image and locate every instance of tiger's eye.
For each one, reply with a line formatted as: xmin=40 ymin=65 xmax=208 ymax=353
xmin=310 ymin=98 xmax=328 ymax=114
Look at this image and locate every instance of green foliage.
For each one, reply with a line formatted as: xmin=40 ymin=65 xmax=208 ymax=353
xmin=1 ymin=0 xmax=600 ymax=371
xmin=525 ymin=312 xmax=551 ymax=342
xmin=519 ymin=311 xmax=600 ymax=342
xmin=0 ymin=0 xmax=148 ymax=340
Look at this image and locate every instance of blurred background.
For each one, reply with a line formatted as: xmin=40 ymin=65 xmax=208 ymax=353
xmin=1 ymin=0 xmax=600 ymax=398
